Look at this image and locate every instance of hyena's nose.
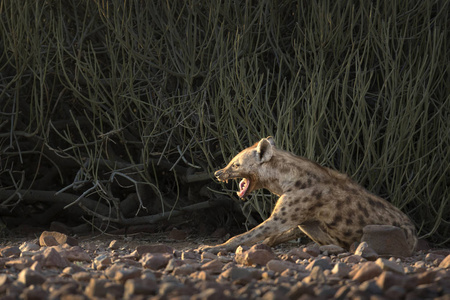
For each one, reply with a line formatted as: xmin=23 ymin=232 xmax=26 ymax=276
xmin=214 ymin=169 xmax=224 ymax=178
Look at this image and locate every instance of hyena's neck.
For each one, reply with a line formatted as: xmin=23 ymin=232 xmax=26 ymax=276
xmin=259 ymin=150 xmax=330 ymax=196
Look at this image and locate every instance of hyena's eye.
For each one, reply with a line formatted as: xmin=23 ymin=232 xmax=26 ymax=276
xmin=232 ymin=163 xmax=240 ymax=168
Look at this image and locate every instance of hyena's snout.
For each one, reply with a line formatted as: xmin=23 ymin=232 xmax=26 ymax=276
xmin=214 ymin=169 xmax=224 ymax=180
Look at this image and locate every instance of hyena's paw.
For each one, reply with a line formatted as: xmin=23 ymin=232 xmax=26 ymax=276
xmin=197 ymin=244 xmax=226 ymax=254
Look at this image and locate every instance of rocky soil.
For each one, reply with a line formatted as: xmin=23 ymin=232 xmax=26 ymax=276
xmin=0 ymin=231 xmax=450 ymax=300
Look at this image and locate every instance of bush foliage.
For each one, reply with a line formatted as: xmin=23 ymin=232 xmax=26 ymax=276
xmin=1 ymin=0 xmax=449 ymax=245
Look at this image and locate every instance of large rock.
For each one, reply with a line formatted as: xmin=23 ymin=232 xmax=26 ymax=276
xmin=39 ymin=231 xmax=78 ymax=247
xmin=361 ymin=225 xmax=413 ymax=257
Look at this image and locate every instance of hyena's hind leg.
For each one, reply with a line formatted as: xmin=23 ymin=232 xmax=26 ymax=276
xmin=262 ymin=227 xmax=304 ymax=246
xmin=298 ymin=221 xmax=341 ymax=246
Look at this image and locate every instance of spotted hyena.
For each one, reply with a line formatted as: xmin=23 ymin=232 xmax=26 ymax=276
xmin=201 ymin=137 xmax=417 ymax=254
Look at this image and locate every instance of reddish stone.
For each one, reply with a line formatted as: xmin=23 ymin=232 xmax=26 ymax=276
xmin=39 ymin=231 xmax=78 ymax=247
xmin=72 ymin=271 xmax=92 ymax=282
xmin=41 ymin=236 xmax=59 ymax=247
xmin=376 ymin=271 xmax=407 ymax=290
xmin=350 ymin=261 xmax=382 ymax=282
xmin=342 ymin=255 xmax=364 ymax=264
xmin=140 ymin=253 xmax=172 ymax=270
xmin=354 ymin=242 xmax=379 ymax=261
xmin=123 ymin=278 xmax=157 ymax=297
xmin=173 ymin=264 xmax=197 ymax=276
xmin=5 ymin=257 xmax=33 ymax=270
xmin=319 ymin=244 xmax=345 ymax=255
xmin=93 ymin=254 xmax=112 ymax=270
xmin=286 ymin=248 xmax=312 ymax=261
xmin=19 ymin=242 xmax=40 ymax=252
xmin=114 ymin=267 xmax=142 ymax=283
xmin=218 ymin=266 xmax=261 ymax=283
xmin=331 ymin=262 xmax=351 ymax=278
xmin=41 ymin=247 xmax=69 ymax=268
xmin=235 ymin=248 xmax=276 ymax=266
xmin=0 ymin=246 xmax=21 ymax=258
xmin=85 ymin=278 xmax=108 ymax=298
xmin=375 ymin=258 xmax=404 ymax=274
xmin=303 ymin=244 xmax=320 ymax=257
xmin=266 ymin=259 xmax=299 ymax=273
xmin=201 ymin=259 xmax=223 ymax=274
xmin=17 ymin=268 xmax=45 ymax=286
xmin=20 ymin=285 xmax=48 ymax=300
xmin=56 ymin=245 xmax=91 ymax=262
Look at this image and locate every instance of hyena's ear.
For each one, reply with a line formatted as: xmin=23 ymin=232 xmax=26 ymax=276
xmin=256 ymin=137 xmax=274 ymax=163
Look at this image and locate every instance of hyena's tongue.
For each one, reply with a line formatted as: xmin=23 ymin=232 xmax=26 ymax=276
xmin=237 ymin=178 xmax=249 ymax=198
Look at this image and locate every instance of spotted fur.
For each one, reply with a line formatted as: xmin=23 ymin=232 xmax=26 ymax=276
xmin=201 ymin=137 xmax=417 ymax=254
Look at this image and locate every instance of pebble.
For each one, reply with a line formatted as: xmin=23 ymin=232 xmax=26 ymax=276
xmin=93 ymin=253 xmax=112 ymax=270
xmin=319 ymin=244 xmax=345 ymax=255
xmin=200 ymin=258 xmax=223 ymax=274
xmin=439 ymin=254 xmax=450 ymax=268
xmin=354 ymin=241 xmax=379 ymax=260
xmin=0 ymin=231 xmax=448 ymax=299
xmin=108 ymin=239 xmax=121 ymax=250
xmin=350 ymin=261 xmax=382 ymax=282
xmin=303 ymin=243 xmax=320 ymax=257
xmin=266 ymin=259 xmax=300 ymax=273
xmin=375 ymin=257 xmax=405 ymax=274
xmin=0 ymin=246 xmax=21 ymax=258
xmin=305 ymin=258 xmax=332 ymax=271
xmin=140 ymin=253 xmax=172 ymax=270
xmin=235 ymin=246 xmax=276 ymax=266
xmin=17 ymin=268 xmax=46 ymax=286
xmin=331 ymin=262 xmax=351 ymax=278
xmin=19 ymin=242 xmax=40 ymax=252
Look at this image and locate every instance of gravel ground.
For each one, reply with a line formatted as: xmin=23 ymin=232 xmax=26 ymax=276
xmin=0 ymin=231 xmax=449 ymax=300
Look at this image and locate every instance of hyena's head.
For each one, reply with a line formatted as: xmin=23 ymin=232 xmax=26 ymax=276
xmin=214 ymin=137 xmax=275 ymax=198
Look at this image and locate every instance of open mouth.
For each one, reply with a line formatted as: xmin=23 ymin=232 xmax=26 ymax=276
xmin=237 ymin=178 xmax=250 ymax=198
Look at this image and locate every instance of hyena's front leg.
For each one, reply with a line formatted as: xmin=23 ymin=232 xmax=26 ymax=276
xmin=199 ymin=196 xmax=302 ymax=253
